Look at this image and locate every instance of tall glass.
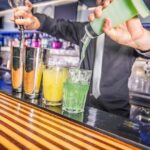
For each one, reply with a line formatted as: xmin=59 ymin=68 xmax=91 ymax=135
xmin=11 ymin=46 xmax=23 ymax=92
xmin=63 ymin=68 xmax=92 ymax=113
xmin=43 ymin=64 xmax=69 ymax=106
xmin=23 ymin=47 xmax=43 ymax=99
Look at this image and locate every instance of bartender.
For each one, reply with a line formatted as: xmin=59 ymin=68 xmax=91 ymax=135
xmin=12 ymin=0 xmax=150 ymax=117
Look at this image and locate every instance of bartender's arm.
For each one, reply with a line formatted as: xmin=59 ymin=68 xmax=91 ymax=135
xmin=11 ymin=1 xmax=85 ymax=45
xmin=11 ymin=0 xmax=111 ymax=45
xmin=89 ymin=0 xmax=150 ymax=52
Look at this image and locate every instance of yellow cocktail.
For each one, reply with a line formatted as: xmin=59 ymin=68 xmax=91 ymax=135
xmin=35 ymin=62 xmax=44 ymax=94
xmin=43 ymin=66 xmax=68 ymax=106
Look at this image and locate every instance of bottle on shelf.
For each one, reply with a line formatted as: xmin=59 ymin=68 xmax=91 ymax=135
xmin=41 ymin=33 xmax=49 ymax=48
xmin=31 ymin=33 xmax=41 ymax=48
xmin=25 ymin=33 xmax=32 ymax=47
xmin=12 ymin=34 xmax=20 ymax=47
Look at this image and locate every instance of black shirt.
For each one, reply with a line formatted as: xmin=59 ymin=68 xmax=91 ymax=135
xmin=35 ymin=13 xmax=138 ymax=117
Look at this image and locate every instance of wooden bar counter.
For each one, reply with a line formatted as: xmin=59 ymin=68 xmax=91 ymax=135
xmin=0 ymin=91 xmax=142 ymax=150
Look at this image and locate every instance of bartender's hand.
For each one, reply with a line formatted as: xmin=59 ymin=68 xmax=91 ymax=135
xmin=89 ymin=0 xmax=150 ymax=51
xmin=11 ymin=1 xmax=40 ymax=30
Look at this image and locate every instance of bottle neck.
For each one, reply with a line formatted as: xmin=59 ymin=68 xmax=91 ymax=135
xmin=85 ymin=23 xmax=98 ymax=39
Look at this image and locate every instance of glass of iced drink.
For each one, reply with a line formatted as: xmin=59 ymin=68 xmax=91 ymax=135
xmin=43 ymin=59 xmax=69 ymax=106
xmin=63 ymin=68 xmax=92 ymax=113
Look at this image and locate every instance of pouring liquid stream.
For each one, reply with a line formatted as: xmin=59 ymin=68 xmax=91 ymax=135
xmin=74 ymin=34 xmax=91 ymax=80
xmin=78 ymin=35 xmax=91 ymax=69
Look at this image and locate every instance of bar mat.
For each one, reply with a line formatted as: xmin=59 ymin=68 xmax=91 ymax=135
xmin=0 ymin=92 xmax=140 ymax=150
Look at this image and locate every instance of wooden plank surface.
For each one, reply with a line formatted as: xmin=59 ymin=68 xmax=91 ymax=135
xmin=0 ymin=92 xmax=140 ymax=150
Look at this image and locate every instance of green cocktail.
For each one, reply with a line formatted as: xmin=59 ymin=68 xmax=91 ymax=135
xmin=62 ymin=69 xmax=92 ymax=113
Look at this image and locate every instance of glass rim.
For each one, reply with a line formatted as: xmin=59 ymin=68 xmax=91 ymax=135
xmin=69 ymin=67 xmax=92 ymax=72
xmin=67 ymin=68 xmax=92 ymax=84
xmin=44 ymin=63 xmax=70 ymax=68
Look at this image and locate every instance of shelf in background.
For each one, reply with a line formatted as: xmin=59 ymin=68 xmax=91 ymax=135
xmin=0 ymin=46 xmax=79 ymax=56
xmin=49 ymin=48 xmax=79 ymax=57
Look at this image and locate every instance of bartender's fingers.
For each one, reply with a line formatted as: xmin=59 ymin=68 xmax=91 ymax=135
xmin=15 ymin=18 xmax=32 ymax=26
xmin=88 ymin=6 xmax=102 ymax=21
xmin=103 ymin=18 xmax=119 ymax=41
xmin=89 ymin=0 xmax=112 ymax=22
xmin=14 ymin=10 xmax=32 ymax=19
xmin=103 ymin=18 xmax=112 ymax=31
xmin=126 ymin=18 xmax=144 ymax=40
xmin=96 ymin=0 xmax=112 ymax=6
xmin=94 ymin=6 xmax=103 ymax=18
xmin=96 ymin=0 xmax=103 ymax=5
xmin=88 ymin=13 xmax=95 ymax=22
xmin=103 ymin=0 xmax=113 ymax=8
xmin=15 ymin=6 xmax=31 ymax=13
xmin=10 ymin=16 xmax=15 ymax=22
xmin=25 ymin=0 xmax=33 ymax=11
xmin=103 ymin=18 xmax=131 ymax=44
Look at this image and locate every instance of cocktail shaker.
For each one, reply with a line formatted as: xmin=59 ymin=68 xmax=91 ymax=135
xmin=23 ymin=47 xmax=43 ymax=99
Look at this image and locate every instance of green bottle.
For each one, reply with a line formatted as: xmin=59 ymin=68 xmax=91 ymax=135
xmin=85 ymin=0 xmax=150 ymax=38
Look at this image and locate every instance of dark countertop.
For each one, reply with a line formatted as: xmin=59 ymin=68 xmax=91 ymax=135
xmin=0 ymin=78 xmax=150 ymax=150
